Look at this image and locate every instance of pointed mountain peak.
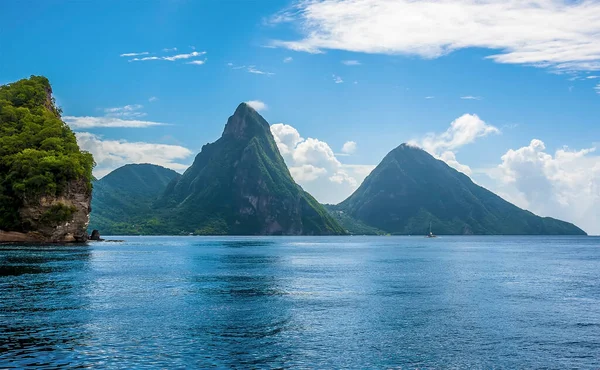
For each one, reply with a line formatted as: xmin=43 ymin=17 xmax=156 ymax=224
xmin=222 ymin=102 xmax=270 ymax=139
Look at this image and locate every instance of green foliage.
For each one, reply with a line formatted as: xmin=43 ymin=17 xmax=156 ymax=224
xmin=41 ymin=203 xmax=77 ymax=224
xmin=88 ymin=164 xmax=181 ymax=235
xmin=337 ymin=144 xmax=586 ymax=235
xmin=91 ymin=104 xmax=345 ymax=235
xmin=156 ymin=102 xmax=345 ymax=235
xmin=0 ymin=76 xmax=94 ymax=231
xmin=324 ymin=205 xmax=384 ymax=235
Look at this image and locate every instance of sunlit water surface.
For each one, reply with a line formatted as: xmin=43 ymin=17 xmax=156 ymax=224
xmin=1 ymin=236 xmax=599 ymax=368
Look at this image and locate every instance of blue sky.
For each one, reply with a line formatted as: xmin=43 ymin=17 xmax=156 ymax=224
xmin=2 ymin=0 xmax=600 ymax=233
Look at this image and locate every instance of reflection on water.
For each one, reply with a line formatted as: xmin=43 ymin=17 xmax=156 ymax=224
xmin=1 ymin=236 xmax=600 ymax=368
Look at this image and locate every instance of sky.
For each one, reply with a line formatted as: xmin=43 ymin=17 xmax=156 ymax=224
xmin=1 ymin=0 xmax=599 ymax=234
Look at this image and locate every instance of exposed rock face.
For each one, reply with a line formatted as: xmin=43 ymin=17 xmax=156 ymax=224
xmin=0 ymin=179 xmax=91 ymax=243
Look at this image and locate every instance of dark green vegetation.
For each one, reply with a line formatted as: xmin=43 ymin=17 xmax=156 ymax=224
xmin=89 ymin=164 xmax=181 ymax=234
xmin=90 ymin=104 xmax=345 ymax=235
xmin=333 ymin=144 xmax=586 ymax=235
xmin=157 ymin=103 xmax=344 ymax=235
xmin=0 ymin=76 xmax=94 ymax=232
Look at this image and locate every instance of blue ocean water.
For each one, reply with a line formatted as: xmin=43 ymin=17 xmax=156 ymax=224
xmin=0 ymin=236 xmax=599 ymax=368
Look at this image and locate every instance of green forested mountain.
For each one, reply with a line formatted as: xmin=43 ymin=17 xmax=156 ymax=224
xmin=0 ymin=76 xmax=94 ymax=242
xmin=89 ymin=164 xmax=180 ymax=234
xmin=155 ymin=103 xmax=345 ymax=235
xmin=334 ymin=144 xmax=586 ymax=235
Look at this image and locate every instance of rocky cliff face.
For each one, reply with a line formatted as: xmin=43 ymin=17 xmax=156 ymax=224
xmin=0 ymin=76 xmax=94 ymax=243
xmin=1 ymin=179 xmax=91 ymax=243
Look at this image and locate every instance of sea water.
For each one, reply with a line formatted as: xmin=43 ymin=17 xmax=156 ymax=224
xmin=1 ymin=236 xmax=599 ymax=368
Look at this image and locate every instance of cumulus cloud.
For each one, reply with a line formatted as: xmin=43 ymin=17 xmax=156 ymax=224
xmin=64 ymin=116 xmax=166 ymax=129
xmin=76 ymin=132 xmax=192 ymax=178
xmin=245 ymin=100 xmax=268 ymax=112
xmin=342 ymin=60 xmax=361 ymax=66
xmin=410 ymin=113 xmax=500 ymax=175
xmin=341 ymin=141 xmax=357 ymax=154
xmin=270 ymin=0 xmax=600 ymax=71
xmin=483 ymin=139 xmax=600 ymax=234
xmin=270 ymin=123 xmax=374 ymax=203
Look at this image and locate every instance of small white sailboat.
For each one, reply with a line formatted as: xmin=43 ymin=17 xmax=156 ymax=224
xmin=426 ymin=222 xmax=437 ymax=238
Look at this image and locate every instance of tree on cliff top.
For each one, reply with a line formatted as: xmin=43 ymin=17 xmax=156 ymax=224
xmin=0 ymin=76 xmax=94 ymax=231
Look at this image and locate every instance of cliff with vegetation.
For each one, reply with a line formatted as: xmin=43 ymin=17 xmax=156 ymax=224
xmin=0 ymin=76 xmax=94 ymax=242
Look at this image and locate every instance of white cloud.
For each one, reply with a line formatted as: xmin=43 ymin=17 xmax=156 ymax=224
xmin=245 ymin=100 xmax=268 ymax=112
xmin=271 ymin=0 xmax=600 ymax=71
xmin=187 ymin=60 xmax=207 ymax=65
xmin=425 ymin=96 xmax=435 ymax=99
xmin=341 ymin=141 xmax=357 ymax=154
xmin=120 ymin=52 xmax=149 ymax=57
xmin=283 ymin=56 xmax=293 ymax=63
xmin=483 ymin=139 xmax=600 ymax=234
xmin=247 ymin=66 xmax=275 ymax=75
xmin=409 ymin=113 xmax=500 ymax=175
xmin=342 ymin=60 xmax=361 ymax=66
xmin=64 ymin=116 xmax=166 ymax=129
xmin=270 ymin=123 xmax=374 ymax=203
xmin=129 ymin=51 xmax=206 ymax=62
xmin=103 ymin=104 xmax=145 ymax=118
xmin=76 ymin=132 xmax=193 ymax=178
xmin=595 ymin=83 xmax=600 ymax=94
xmin=460 ymin=96 xmax=483 ymax=100
xmin=163 ymin=47 xmax=178 ymax=52
xmin=148 ymin=96 xmax=158 ymax=102
xmin=290 ymin=165 xmax=327 ymax=181
xmin=333 ymin=74 xmax=343 ymax=83
xmin=587 ymin=75 xmax=600 ymax=79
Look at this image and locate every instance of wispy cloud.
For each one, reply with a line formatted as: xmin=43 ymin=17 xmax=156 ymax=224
xmin=148 ymin=96 xmax=158 ymax=102
xmin=64 ymin=116 xmax=166 ymax=129
xmin=342 ymin=60 xmax=361 ymax=66
xmin=247 ymin=66 xmax=275 ymax=75
xmin=425 ymin=96 xmax=435 ymax=99
xmin=120 ymin=51 xmax=149 ymax=57
xmin=283 ymin=56 xmax=293 ymax=63
xmin=187 ymin=60 xmax=207 ymax=65
xmin=129 ymin=51 xmax=206 ymax=62
xmin=163 ymin=47 xmax=178 ymax=52
xmin=245 ymin=100 xmax=268 ymax=112
xmin=586 ymin=75 xmax=600 ymax=79
xmin=460 ymin=96 xmax=483 ymax=100
xmin=333 ymin=74 xmax=343 ymax=83
xmin=595 ymin=83 xmax=600 ymax=94
xmin=270 ymin=0 xmax=600 ymax=72
xmin=104 ymin=104 xmax=145 ymax=118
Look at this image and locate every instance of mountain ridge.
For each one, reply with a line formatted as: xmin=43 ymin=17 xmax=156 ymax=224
xmin=334 ymin=143 xmax=585 ymax=235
